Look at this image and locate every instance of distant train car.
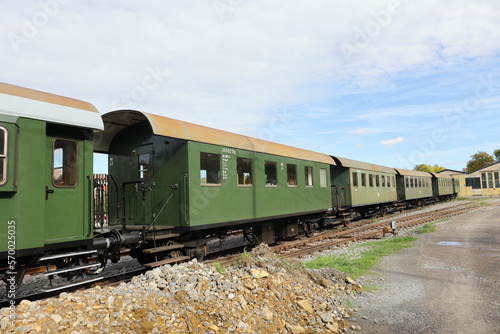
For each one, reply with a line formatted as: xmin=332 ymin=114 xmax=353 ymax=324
xmin=95 ymin=110 xmax=335 ymax=262
xmin=431 ymin=173 xmax=456 ymax=200
xmin=329 ymin=156 xmax=397 ymax=217
xmin=394 ymin=169 xmax=433 ymax=206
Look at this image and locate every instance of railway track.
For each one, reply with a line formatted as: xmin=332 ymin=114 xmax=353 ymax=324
xmin=1 ymin=201 xmax=493 ymax=308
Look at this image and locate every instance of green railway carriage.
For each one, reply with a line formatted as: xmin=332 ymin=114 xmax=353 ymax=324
xmin=329 ymin=156 xmax=397 ymax=216
xmin=394 ymin=169 xmax=433 ymax=204
xmin=431 ymin=173 xmax=456 ymax=199
xmin=0 ymin=83 xmax=103 ymax=266
xmin=96 ymin=110 xmax=334 ymax=246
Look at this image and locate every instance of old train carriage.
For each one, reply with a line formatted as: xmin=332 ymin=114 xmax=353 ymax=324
xmin=95 ymin=110 xmax=334 ymax=263
xmin=431 ymin=173 xmax=456 ymax=200
xmin=329 ymin=156 xmax=397 ymax=218
xmin=0 ymin=83 xmax=104 ymax=287
xmin=394 ymin=169 xmax=433 ymax=206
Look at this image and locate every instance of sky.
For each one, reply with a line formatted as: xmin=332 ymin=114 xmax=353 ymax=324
xmin=1 ymin=0 xmax=500 ymax=174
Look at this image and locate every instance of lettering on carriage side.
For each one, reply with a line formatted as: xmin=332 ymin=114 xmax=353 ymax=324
xmin=221 ymin=148 xmax=236 ymax=181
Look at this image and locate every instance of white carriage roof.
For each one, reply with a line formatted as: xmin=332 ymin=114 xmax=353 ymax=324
xmin=331 ymin=156 xmax=396 ymax=174
xmin=96 ymin=110 xmax=335 ymax=165
xmin=0 ymin=82 xmax=103 ymax=130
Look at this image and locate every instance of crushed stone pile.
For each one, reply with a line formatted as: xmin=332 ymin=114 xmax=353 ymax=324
xmin=1 ymin=245 xmax=362 ymax=334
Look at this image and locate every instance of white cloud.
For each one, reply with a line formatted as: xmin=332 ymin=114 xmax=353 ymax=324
xmin=350 ymin=127 xmax=371 ymax=135
xmin=381 ymin=137 xmax=407 ymax=147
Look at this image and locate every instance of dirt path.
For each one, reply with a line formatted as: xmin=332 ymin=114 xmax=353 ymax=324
xmin=353 ymin=204 xmax=500 ymax=334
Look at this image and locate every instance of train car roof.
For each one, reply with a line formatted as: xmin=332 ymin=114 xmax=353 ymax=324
xmin=331 ymin=156 xmax=395 ymax=174
xmin=394 ymin=168 xmax=433 ymax=177
xmin=97 ymin=110 xmax=335 ymax=165
xmin=429 ymin=172 xmax=453 ymax=179
xmin=0 ymin=82 xmax=103 ymax=130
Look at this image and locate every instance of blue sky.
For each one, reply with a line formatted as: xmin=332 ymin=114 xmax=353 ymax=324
xmin=1 ymin=0 xmax=499 ymax=173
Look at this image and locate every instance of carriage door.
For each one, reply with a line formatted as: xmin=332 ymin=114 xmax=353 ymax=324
xmin=44 ymin=128 xmax=88 ymax=243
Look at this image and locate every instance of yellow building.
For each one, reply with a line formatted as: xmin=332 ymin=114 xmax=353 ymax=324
xmin=440 ymin=162 xmax=500 ymax=196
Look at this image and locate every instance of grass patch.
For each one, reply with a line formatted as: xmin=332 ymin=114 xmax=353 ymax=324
xmin=304 ymin=236 xmax=416 ymax=278
xmin=415 ymin=223 xmax=437 ymax=234
xmin=211 ymin=262 xmax=227 ymax=276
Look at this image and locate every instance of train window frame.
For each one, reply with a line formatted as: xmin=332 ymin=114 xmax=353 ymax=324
xmin=320 ymin=168 xmax=327 ymax=188
xmin=361 ymin=173 xmax=366 ymax=187
xmin=265 ymin=161 xmax=278 ymax=187
xmin=352 ymin=172 xmax=359 ymax=187
xmin=287 ymin=164 xmax=297 ymax=187
xmin=0 ymin=126 xmax=7 ymax=186
xmin=138 ymin=153 xmax=151 ymax=179
xmin=368 ymin=174 xmax=374 ymax=187
xmin=237 ymin=157 xmax=253 ymax=186
xmin=381 ymin=175 xmax=386 ymax=187
xmin=52 ymin=138 xmax=79 ymax=188
xmin=405 ymin=177 xmax=409 ymax=188
xmin=375 ymin=175 xmax=380 ymax=187
xmin=387 ymin=175 xmax=390 ymax=188
xmin=200 ymin=152 xmax=221 ymax=186
xmin=305 ymin=166 xmax=313 ymax=187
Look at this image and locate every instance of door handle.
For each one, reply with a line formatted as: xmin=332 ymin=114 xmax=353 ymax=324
xmin=45 ymin=186 xmax=54 ymax=200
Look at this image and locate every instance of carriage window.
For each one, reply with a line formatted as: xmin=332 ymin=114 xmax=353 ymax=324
xmin=375 ymin=175 xmax=380 ymax=187
xmin=138 ymin=153 xmax=151 ymax=179
xmin=382 ymin=175 xmax=386 ymax=187
xmin=53 ymin=139 xmax=78 ymax=187
xmin=405 ymin=177 xmax=409 ymax=188
xmin=361 ymin=173 xmax=366 ymax=187
xmin=320 ymin=168 xmax=327 ymax=188
xmin=369 ymin=174 xmax=374 ymax=187
xmin=200 ymin=152 xmax=221 ymax=185
xmin=352 ymin=172 xmax=359 ymax=187
xmin=287 ymin=164 xmax=297 ymax=186
xmin=265 ymin=161 xmax=277 ymax=186
xmin=0 ymin=126 xmax=7 ymax=186
xmin=237 ymin=157 xmax=253 ymax=186
xmin=305 ymin=166 xmax=313 ymax=187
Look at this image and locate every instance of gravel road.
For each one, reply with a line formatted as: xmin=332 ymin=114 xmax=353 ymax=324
xmin=353 ymin=200 xmax=500 ymax=334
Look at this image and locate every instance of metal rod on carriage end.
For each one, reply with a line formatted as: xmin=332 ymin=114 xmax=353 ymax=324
xmin=121 ymin=181 xmax=144 ymax=233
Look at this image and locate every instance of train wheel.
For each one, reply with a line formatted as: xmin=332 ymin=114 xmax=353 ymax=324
xmin=304 ymin=222 xmax=315 ymax=238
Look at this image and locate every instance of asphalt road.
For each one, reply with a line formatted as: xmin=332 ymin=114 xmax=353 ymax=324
xmin=353 ymin=203 xmax=500 ymax=334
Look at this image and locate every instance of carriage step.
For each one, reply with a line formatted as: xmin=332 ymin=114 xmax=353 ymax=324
xmin=125 ymin=225 xmax=174 ymax=231
xmin=145 ymin=233 xmax=180 ymax=241
xmin=42 ymin=263 xmax=101 ymax=276
xmin=41 ymin=276 xmax=104 ymax=293
xmin=38 ymin=250 xmax=97 ymax=262
xmin=142 ymin=244 xmax=185 ymax=254
xmin=143 ymin=256 xmax=190 ymax=268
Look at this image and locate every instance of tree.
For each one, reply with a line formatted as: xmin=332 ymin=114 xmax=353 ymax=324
xmin=466 ymin=151 xmax=495 ymax=172
xmin=413 ymin=164 xmax=446 ymax=173
xmin=494 ymin=149 xmax=500 ymax=161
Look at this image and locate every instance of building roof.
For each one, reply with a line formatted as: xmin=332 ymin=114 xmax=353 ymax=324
xmin=331 ymin=156 xmax=395 ymax=174
xmin=0 ymin=82 xmax=103 ymax=130
xmin=96 ymin=110 xmax=335 ymax=165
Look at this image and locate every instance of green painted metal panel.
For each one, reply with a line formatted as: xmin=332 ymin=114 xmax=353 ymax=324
xmin=186 ymin=141 xmax=332 ymax=228
xmin=1 ymin=119 xmax=46 ymax=254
